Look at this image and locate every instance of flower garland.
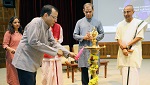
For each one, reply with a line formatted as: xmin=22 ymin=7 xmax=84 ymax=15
xmin=88 ymin=54 xmax=99 ymax=85
xmin=89 ymin=75 xmax=98 ymax=85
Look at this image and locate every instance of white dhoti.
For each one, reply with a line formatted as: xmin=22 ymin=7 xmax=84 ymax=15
xmin=122 ymin=67 xmax=140 ymax=85
xmin=42 ymin=57 xmax=63 ymax=85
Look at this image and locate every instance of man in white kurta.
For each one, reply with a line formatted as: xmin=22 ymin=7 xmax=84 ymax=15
xmin=115 ymin=5 xmax=148 ymax=85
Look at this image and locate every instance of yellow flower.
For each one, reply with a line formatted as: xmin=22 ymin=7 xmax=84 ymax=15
xmin=88 ymin=75 xmax=98 ymax=85
xmin=88 ymin=53 xmax=99 ymax=85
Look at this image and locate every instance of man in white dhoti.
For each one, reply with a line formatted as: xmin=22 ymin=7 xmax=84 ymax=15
xmin=42 ymin=23 xmax=64 ymax=85
xmin=115 ymin=5 xmax=148 ymax=85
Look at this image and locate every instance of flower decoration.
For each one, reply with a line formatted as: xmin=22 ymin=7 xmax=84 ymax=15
xmin=88 ymin=53 xmax=99 ymax=85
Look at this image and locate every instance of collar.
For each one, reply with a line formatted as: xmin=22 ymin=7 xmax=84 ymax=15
xmin=85 ymin=17 xmax=93 ymax=22
xmin=40 ymin=17 xmax=49 ymax=30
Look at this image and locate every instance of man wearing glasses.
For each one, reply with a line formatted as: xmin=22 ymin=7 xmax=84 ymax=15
xmin=115 ymin=5 xmax=148 ymax=85
xmin=12 ymin=5 xmax=76 ymax=85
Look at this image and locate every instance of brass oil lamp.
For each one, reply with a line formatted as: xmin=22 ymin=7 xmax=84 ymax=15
xmin=85 ymin=27 xmax=106 ymax=85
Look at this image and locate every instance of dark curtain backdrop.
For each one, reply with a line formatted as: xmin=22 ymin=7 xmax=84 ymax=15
xmin=19 ymin=0 xmax=91 ymax=49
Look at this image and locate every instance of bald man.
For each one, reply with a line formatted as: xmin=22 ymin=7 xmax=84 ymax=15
xmin=115 ymin=5 xmax=148 ymax=85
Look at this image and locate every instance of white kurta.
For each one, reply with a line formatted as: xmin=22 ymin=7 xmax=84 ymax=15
xmin=115 ymin=18 xmax=147 ymax=69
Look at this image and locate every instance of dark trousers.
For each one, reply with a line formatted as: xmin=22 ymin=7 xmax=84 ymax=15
xmin=81 ymin=67 xmax=89 ymax=85
xmin=17 ymin=68 xmax=36 ymax=85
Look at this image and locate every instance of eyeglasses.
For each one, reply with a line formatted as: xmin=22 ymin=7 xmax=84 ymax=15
xmin=50 ymin=15 xmax=57 ymax=20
